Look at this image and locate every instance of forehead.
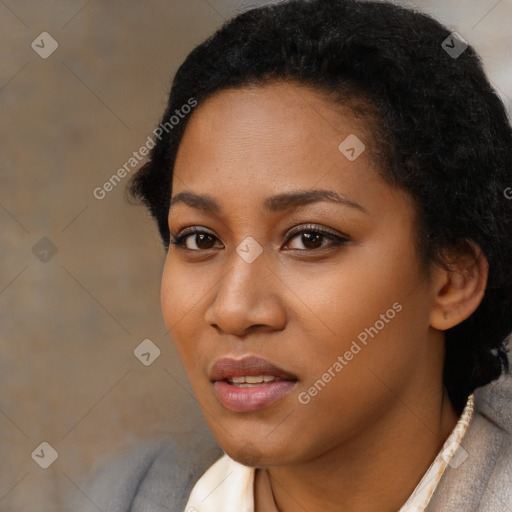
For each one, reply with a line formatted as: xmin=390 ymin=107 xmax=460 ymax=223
xmin=172 ymin=81 xmax=380 ymax=200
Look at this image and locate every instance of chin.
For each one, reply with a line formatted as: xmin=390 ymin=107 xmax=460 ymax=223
xmin=223 ymin=436 xmax=300 ymax=468
xmin=228 ymin=441 xmax=266 ymax=466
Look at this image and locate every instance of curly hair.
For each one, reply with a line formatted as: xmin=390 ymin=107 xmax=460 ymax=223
xmin=128 ymin=0 xmax=512 ymax=413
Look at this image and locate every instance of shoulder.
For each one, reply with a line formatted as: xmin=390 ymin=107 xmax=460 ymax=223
xmin=427 ymin=351 xmax=512 ymax=512
xmin=72 ymin=429 xmax=224 ymax=512
xmin=470 ymin=360 xmax=512 ymax=510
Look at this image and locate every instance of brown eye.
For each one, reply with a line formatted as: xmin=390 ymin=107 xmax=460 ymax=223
xmin=170 ymin=229 xmax=222 ymax=251
xmin=289 ymin=232 xmax=325 ymax=250
xmin=284 ymin=226 xmax=350 ymax=251
xmin=192 ymin=233 xmax=216 ymax=250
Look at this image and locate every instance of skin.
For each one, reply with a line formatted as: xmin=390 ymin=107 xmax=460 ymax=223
xmin=160 ymin=81 xmax=488 ymax=512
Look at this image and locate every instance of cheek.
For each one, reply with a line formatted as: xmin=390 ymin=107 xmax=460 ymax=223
xmin=293 ymin=241 xmax=417 ymax=340
xmin=290 ymin=234 xmax=428 ymax=383
xmin=160 ymin=254 xmax=207 ymax=363
xmin=160 ymin=256 xmax=179 ymax=327
xmin=160 ymin=252 xmax=211 ymax=323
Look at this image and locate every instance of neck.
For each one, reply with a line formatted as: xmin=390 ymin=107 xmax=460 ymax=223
xmin=262 ymin=387 xmax=459 ymax=512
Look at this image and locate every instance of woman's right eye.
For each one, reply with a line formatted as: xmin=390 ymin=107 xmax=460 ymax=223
xmin=170 ymin=229 xmax=222 ymax=251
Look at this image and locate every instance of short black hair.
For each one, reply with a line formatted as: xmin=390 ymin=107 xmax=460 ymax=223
xmin=128 ymin=0 xmax=512 ymax=413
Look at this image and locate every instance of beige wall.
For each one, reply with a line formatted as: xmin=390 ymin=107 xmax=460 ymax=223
xmin=1 ymin=0 xmax=511 ymax=510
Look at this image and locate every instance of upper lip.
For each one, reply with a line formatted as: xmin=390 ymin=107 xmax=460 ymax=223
xmin=209 ymin=355 xmax=298 ymax=382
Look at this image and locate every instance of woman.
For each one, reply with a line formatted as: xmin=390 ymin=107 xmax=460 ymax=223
xmin=123 ymin=0 xmax=512 ymax=510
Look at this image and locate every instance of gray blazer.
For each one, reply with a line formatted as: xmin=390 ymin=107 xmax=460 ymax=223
xmin=78 ymin=356 xmax=512 ymax=512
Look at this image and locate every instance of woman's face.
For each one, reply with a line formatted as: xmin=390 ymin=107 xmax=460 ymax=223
xmin=161 ymin=81 xmax=445 ymax=466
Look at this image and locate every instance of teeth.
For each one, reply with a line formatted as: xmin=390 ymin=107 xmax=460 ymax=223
xmin=228 ymin=375 xmax=276 ymax=384
xmin=245 ymin=375 xmax=264 ymax=383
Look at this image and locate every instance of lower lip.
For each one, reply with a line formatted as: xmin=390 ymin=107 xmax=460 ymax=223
xmin=213 ymin=380 xmax=298 ymax=412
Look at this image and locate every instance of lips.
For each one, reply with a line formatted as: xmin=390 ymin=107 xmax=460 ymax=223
xmin=209 ymin=355 xmax=298 ymax=382
xmin=209 ymin=355 xmax=299 ymax=412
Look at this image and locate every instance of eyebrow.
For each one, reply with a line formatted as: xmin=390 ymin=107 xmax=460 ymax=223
xmin=168 ymin=189 xmax=368 ymax=215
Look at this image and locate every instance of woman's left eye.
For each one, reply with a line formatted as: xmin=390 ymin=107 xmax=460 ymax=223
xmin=285 ymin=229 xmax=349 ymax=250
xmin=169 ymin=225 xmax=350 ymax=252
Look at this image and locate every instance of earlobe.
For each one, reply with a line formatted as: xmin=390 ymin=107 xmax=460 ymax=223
xmin=429 ymin=241 xmax=488 ymax=331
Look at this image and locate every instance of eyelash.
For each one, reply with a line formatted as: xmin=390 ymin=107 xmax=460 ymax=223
xmin=169 ymin=224 xmax=350 ymax=253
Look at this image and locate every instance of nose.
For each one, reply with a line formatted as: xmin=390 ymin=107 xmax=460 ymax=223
xmin=204 ymin=246 xmax=287 ymax=336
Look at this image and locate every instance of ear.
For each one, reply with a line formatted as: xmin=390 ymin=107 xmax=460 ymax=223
xmin=429 ymin=240 xmax=488 ymax=330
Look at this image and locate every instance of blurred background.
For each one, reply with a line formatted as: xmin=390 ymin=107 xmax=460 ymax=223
xmin=1 ymin=0 xmax=511 ymax=510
